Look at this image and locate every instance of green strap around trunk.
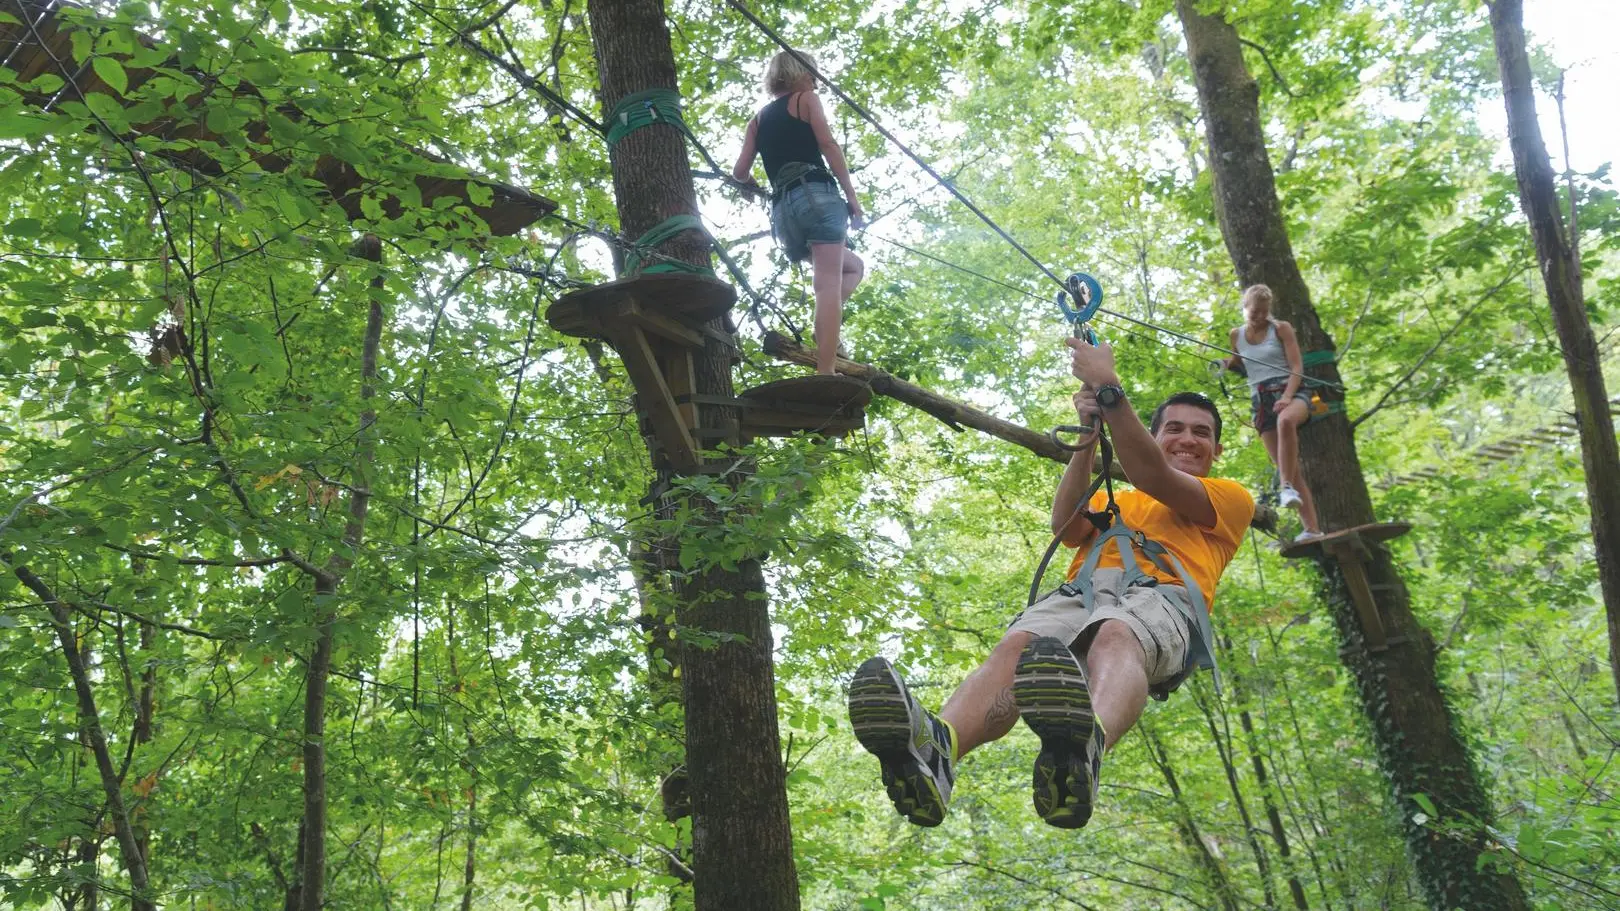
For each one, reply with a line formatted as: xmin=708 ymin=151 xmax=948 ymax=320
xmin=623 ymin=214 xmax=715 ymax=277
xmin=605 ymin=88 xmax=697 ymax=149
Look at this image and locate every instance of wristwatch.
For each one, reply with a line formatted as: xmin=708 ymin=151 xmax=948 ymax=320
xmin=1094 ymin=383 xmax=1127 ymax=409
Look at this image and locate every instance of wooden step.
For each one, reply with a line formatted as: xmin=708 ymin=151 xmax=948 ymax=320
xmin=736 ymin=375 xmax=872 ymax=439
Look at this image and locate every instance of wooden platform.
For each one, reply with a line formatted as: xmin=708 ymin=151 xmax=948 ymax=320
xmin=0 ymin=1 xmax=554 ymax=236
xmin=546 ymin=273 xmax=736 ymax=341
xmin=737 ymin=375 xmax=872 ymax=439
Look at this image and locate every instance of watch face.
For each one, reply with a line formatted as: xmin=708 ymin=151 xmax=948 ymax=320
xmin=1097 ymin=385 xmax=1124 ymax=406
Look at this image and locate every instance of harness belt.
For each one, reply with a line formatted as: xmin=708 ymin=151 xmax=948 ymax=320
xmin=769 ymin=165 xmax=837 ymax=203
xmin=1056 ymin=522 xmax=1222 ymax=699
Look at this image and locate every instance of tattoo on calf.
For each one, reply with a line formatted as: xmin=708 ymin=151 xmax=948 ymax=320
xmin=985 ymin=686 xmax=1019 ymax=730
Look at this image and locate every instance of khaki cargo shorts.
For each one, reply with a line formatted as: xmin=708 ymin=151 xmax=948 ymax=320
xmin=1008 ymin=568 xmax=1196 ymax=687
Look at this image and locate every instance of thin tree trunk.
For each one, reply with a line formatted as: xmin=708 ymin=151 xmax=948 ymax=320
xmin=131 ymin=617 xmax=156 ymax=911
xmin=1192 ymin=685 xmax=1280 ymax=909
xmin=11 ymin=565 xmax=151 ymax=904
xmin=1489 ymin=0 xmax=1620 ymax=706
xmin=298 ymin=237 xmax=387 ymax=911
xmin=1143 ymin=725 xmax=1242 ymax=911
xmin=585 ymin=2 xmax=800 ymax=907
xmin=1173 ymin=4 xmax=1532 ymax=909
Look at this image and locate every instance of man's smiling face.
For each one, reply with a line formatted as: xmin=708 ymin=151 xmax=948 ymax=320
xmin=1153 ymin=403 xmax=1223 ymax=477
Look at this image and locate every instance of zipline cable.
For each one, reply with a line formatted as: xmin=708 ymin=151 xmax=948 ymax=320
xmin=726 ymin=0 xmax=1068 ymax=292
xmin=726 ymin=0 xmax=1337 ymax=391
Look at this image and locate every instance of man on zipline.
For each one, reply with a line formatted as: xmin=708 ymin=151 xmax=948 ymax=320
xmin=849 ymin=335 xmax=1255 ymax=829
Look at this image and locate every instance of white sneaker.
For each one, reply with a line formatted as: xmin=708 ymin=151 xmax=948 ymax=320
xmin=1294 ymin=529 xmax=1324 ymax=543
xmin=1278 ymin=485 xmax=1302 ymax=510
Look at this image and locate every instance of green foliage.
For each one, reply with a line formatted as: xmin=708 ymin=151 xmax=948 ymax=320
xmin=0 ymin=0 xmax=1616 ymax=909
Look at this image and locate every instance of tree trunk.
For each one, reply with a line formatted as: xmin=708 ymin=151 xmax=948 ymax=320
xmin=299 ymin=238 xmax=387 ymax=911
xmin=1173 ymin=4 xmax=1532 ymax=909
xmin=11 ymin=566 xmax=152 ymax=905
xmin=131 ymin=616 xmax=156 ymax=911
xmin=1489 ymin=0 xmax=1620 ymax=706
xmin=1192 ymin=684 xmax=1281 ymax=909
xmin=1143 ymin=725 xmax=1242 ymax=911
xmin=585 ymin=2 xmax=801 ymax=908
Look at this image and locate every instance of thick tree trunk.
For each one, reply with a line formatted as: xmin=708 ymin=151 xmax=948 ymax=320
xmin=585 ymin=2 xmax=800 ymax=909
xmin=1489 ymin=0 xmax=1620 ymax=706
xmin=1173 ymin=3 xmax=1533 ymax=909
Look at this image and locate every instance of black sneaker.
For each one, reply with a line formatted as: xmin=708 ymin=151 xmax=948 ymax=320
xmin=1014 ymin=636 xmax=1105 ymax=829
xmin=847 ymin=657 xmax=957 ymax=827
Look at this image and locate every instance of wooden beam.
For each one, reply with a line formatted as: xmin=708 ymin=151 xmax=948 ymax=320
xmin=762 ymin=331 xmax=1277 ymax=533
xmin=764 ymin=331 xmax=1069 ymax=461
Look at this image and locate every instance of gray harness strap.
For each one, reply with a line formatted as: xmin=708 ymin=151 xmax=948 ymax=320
xmin=1058 ymin=522 xmax=1222 ymax=698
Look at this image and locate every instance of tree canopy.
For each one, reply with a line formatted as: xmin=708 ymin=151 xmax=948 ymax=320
xmin=1 ymin=0 xmax=1616 ymax=908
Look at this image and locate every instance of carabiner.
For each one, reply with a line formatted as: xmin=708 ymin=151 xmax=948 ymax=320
xmin=1056 ymin=272 xmax=1103 ymax=324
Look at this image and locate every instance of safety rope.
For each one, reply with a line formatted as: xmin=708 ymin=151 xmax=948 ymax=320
xmin=1026 ymin=433 xmax=1120 ymax=608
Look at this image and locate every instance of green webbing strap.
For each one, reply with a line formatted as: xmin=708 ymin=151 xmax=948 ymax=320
xmin=605 ymin=88 xmax=697 ymax=149
xmin=623 ymin=214 xmax=716 ymax=277
xmin=1299 ymin=349 xmax=1338 ymax=390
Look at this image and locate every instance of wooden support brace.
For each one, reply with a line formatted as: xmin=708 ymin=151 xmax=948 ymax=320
xmin=618 ymin=300 xmax=705 ymax=350
xmin=615 ymin=326 xmax=699 ymax=472
xmin=1325 ymin=536 xmax=1388 ymax=652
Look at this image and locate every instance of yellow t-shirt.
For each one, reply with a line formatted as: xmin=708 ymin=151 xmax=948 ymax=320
xmin=1062 ymin=477 xmax=1255 ymax=612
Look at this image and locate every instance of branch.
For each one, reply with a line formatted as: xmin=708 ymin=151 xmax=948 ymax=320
xmin=1238 ymin=38 xmax=1300 ymax=98
xmin=103 ymin=543 xmax=289 ymax=568
xmin=1352 ymin=267 xmax=1527 ymax=428
xmin=292 ymin=46 xmax=427 ymax=64
xmin=948 ymin=860 xmax=1102 ymax=911
xmin=76 ymin=599 xmax=228 ymax=642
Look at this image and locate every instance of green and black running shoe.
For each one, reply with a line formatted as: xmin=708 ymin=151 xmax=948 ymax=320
xmin=848 ymin=656 xmax=957 ymax=827
xmin=1014 ymin=635 xmax=1105 ymax=829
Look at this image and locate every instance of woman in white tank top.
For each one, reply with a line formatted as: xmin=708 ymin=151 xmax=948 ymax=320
xmin=1226 ymin=285 xmax=1322 ymax=541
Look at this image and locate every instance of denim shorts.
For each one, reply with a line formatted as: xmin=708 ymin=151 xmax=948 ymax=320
xmin=1250 ymin=380 xmax=1311 ymax=433
xmin=771 ymin=182 xmax=848 ymax=263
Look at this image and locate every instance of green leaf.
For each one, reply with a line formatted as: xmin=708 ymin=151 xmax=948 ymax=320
xmin=4 ymin=218 xmax=42 ymax=238
xmin=91 ymin=56 xmax=128 ymax=96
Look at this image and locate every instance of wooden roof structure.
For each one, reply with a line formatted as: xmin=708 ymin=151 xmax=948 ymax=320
xmin=0 ymin=0 xmax=555 ymax=236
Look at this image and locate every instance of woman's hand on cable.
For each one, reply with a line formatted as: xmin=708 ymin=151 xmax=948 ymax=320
xmin=847 ymin=199 xmax=866 ymax=229
xmin=1066 ymin=334 xmax=1118 ymax=388
xmin=1072 ymin=386 xmax=1102 ymax=447
xmin=1272 ymin=398 xmax=1290 ymax=415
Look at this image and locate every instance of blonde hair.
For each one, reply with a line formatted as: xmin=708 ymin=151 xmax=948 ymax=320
xmin=1241 ymin=284 xmax=1273 ymax=312
xmin=764 ymin=50 xmax=816 ymax=96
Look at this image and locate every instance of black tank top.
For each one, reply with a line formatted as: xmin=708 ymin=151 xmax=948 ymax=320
xmin=756 ymin=93 xmax=828 ymax=187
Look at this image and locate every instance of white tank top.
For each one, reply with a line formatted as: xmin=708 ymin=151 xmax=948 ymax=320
xmin=1235 ymin=322 xmax=1291 ymax=388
